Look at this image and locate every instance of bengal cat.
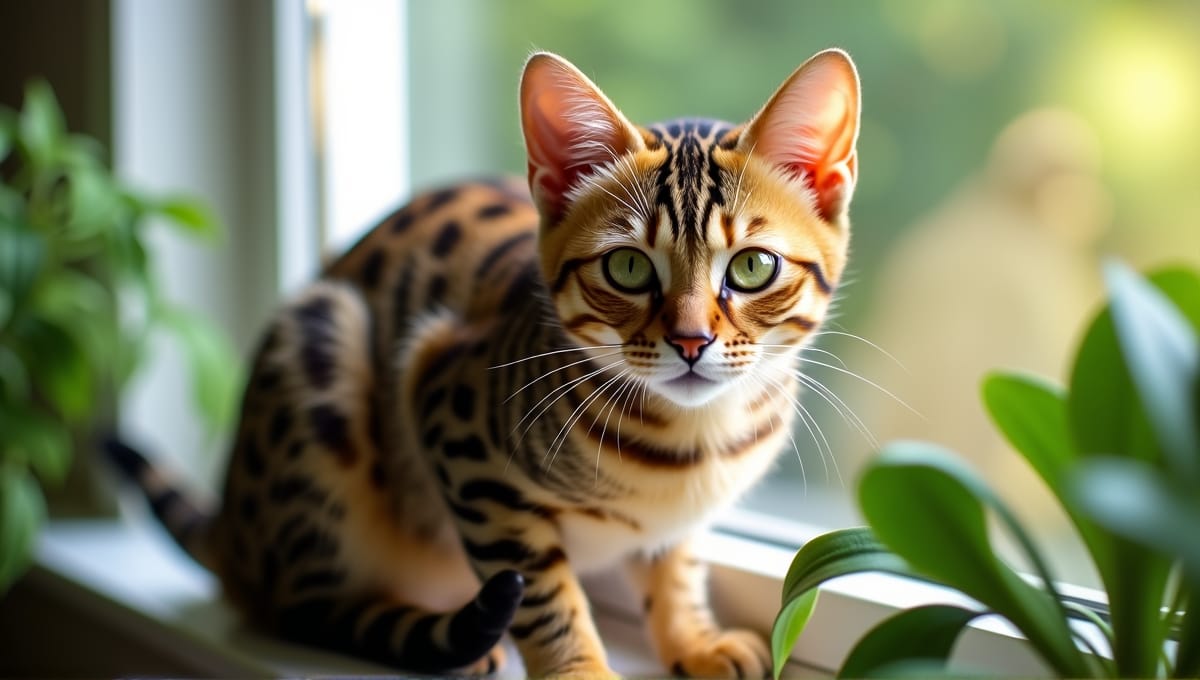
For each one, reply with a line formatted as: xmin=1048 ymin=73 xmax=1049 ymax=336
xmin=107 ymin=49 xmax=861 ymax=678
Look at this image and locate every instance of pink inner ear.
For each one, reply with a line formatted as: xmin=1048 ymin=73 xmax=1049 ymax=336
xmin=520 ymin=55 xmax=631 ymax=223
xmin=749 ymin=51 xmax=860 ymax=220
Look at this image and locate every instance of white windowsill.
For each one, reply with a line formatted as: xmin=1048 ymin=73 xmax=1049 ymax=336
xmin=28 ymin=519 xmax=664 ymax=678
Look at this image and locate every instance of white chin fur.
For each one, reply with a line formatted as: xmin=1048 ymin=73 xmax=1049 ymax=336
xmin=651 ymin=376 xmax=727 ymax=408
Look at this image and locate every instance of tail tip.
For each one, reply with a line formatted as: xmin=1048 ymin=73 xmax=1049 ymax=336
xmin=478 ymin=569 xmax=524 ymax=617
xmin=100 ymin=436 xmax=148 ymax=479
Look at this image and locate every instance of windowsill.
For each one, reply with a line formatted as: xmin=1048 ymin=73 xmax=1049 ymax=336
xmin=15 ymin=514 xmax=1087 ymax=678
xmin=17 ymin=519 xmax=664 ymax=677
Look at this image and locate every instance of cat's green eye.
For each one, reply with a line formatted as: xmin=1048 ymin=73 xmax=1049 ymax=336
xmin=604 ymin=248 xmax=655 ymax=293
xmin=726 ymin=249 xmax=779 ymax=292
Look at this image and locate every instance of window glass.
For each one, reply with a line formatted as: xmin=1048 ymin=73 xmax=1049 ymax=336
xmin=397 ymin=0 xmax=1200 ymax=590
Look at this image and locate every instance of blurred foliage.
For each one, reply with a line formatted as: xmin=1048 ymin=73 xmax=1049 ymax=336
xmin=772 ymin=263 xmax=1200 ymax=677
xmin=0 ymin=82 xmax=239 ymax=593
xmin=420 ymin=0 xmax=1200 ymax=324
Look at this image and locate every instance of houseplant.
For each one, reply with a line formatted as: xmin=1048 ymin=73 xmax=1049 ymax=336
xmin=772 ymin=262 xmax=1199 ymax=678
xmin=0 ymin=82 xmax=239 ymax=592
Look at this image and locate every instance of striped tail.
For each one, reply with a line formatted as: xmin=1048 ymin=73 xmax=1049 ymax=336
xmin=102 ymin=438 xmax=215 ymax=569
xmin=279 ymin=569 xmax=525 ymax=673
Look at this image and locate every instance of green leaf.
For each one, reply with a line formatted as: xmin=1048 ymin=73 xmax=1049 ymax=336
xmin=1104 ymin=262 xmax=1200 ymax=481
xmin=24 ymin=318 xmax=95 ymax=422
xmin=780 ymin=527 xmax=917 ymax=604
xmin=0 ymin=343 xmax=29 ymax=401
xmin=772 ymin=527 xmax=918 ymax=679
xmin=771 ymin=589 xmax=818 ymax=680
xmin=982 ymin=373 xmax=1073 ymax=492
xmin=18 ymin=80 xmax=65 ymax=169
xmin=0 ymin=464 xmax=47 ymax=593
xmin=0 ymin=109 xmax=13 ymax=161
xmin=1177 ymin=588 xmax=1200 ymax=678
xmin=156 ymin=196 xmax=220 ymax=240
xmin=0 ymin=223 xmax=47 ymax=301
xmin=838 ymin=605 xmax=981 ymax=679
xmin=1072 ymin=458 xmax=1200 ymax=581
xmin=859 ymin=443 xmax=1090 ymax=678
xmin=982 ymin=372 xmax=1116 ymax=596
xmin=157 ymin=308 xmax=240 ymax=433
xmin=1 ymin=406 xmax=72 ymax=485
xmin=67 ymin=165 xmax=124 ymax=236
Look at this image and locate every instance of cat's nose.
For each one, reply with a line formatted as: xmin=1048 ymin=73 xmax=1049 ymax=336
xmin=666 ymin=333 xmax=714 ymax=365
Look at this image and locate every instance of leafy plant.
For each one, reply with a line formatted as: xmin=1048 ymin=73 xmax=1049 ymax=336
xmin=0 ymin=82 xmax=240 ymax=592
xmin=772 ymin=262 xmax=1200 ymax=678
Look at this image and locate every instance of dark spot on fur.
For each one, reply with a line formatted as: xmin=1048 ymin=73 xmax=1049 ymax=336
xmin=293 ymin=567 xmax=348 ymax=592
xmin=270 ymin=474 xmax=325 ymax=505
xmin=287 ymin=441 xmax=304 ymax=460
xmin=426 ymin=187 xmax=458 ymax=212
xmin=390 ymin=209 xmax=415 ymax=233
xmin=239 ymin=495 xmax=259 ymax=522
xmin=476 ymin=232 xmax=534 ymax=281
xmin=451 ymin=384 xmax=475 ymax=421
xmin=369 ymin=461 xmax=387 ymax=490
xmin=476 ymin=203 xmax=512 ymax=220
xmin=428 ymin=274 xmax=448 ymax=304
xmin=262 ymin=548 xmax=279 ymax=586
xmin=431 ymin=220 xmax=462 ymax=258
xmin=295 ymin=296 xmax=338 ymax=389
xmin=309 ymin=404 xmax=358 ymax=466
xmin=434 ymin=462 xmax=451 ymax=487
xmin=257 ymin=367 xmax=283 ymax=391
xmin=421 ymin=387 xmax=446 ymax=419
xmin=242 ymin=437 xmax=265 ymax=478
xmin=286 ymin=528 xmax=339 ymax=562
xmin=361 ymin=248 xmax=385 ymax=289
xmin=327 ymin=501 xmax=346 ymax=521
xmin=443 ymin=435 xmax=487 ymax=461
xmin=422 ymin=424 xmax=443 ymax=448
xmin=268 ymin=406 xmax=293 ymax=447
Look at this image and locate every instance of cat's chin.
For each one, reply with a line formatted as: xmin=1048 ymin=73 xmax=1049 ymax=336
xmin=653 ymin=372 xmax=726 ymax=408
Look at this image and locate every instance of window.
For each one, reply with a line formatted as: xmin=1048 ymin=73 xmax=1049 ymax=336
xmin=111 ymin=0 xmax=1198 ymax=675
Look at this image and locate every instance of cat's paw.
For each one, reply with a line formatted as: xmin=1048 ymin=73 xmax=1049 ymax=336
xmin=457 ymin=644 xmax=507 ymax=676
xmin=669 ymin=629 xmax=771 ymax=679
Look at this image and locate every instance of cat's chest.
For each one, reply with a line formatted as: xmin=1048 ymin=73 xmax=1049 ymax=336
xmin=556 ymin=438 xmax=782 ymax=572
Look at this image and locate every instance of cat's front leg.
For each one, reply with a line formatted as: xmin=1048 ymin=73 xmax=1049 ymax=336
xmin=459 ymin=516 xmax=613 ymax=677
xmin=628 ymin=541 xmax=771 ymax=679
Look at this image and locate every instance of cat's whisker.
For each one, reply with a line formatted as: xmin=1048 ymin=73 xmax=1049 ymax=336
xmin=748 ymin=372 xmax=807 ymax=494
xmin=490 ymin=344 xmax=621 ymax=370
xmin=592 ymin=182 xmax=642 ymax=220
xmin=546 ymin=368 xmax=628 ymax=472
xmin=798 ymin=345 xmax=850 ymax=369
xmin=793 ymin=370 xmax=879 ymax=450
xmin=504 ymin=350 xmax=623 ymax=404
xmin=510 ymin=359 xmax=621 ymax=459
xmin=813 ymin=328 xmax=910 ymax=375
xmin=793 ymin=356 xmax=924 ymax=421
xmin=594 ymin=375 xmax=639 ymax=481
xmin=732 ymin=141 xmax=757 ymax=217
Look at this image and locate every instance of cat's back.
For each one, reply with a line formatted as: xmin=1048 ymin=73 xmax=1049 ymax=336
xmin=324 ymin=177 xmax=542 ymax=331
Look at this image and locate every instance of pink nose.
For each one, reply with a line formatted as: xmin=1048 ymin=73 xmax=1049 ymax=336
xmin=667 ymin=334 xmax=714 ymax=364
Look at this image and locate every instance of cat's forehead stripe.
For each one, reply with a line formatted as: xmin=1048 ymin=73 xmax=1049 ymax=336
xmin=647 ymin=119 xmax=734 ymax=253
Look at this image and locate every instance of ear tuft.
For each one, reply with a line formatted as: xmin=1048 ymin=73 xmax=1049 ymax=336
xmin=520 ymin=52 xmax=641 ymax=225
xmin=742 ymin=49 xmax=861 ymax=222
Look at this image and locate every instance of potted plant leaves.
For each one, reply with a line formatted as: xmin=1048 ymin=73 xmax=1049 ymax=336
xmin=0 ymin=81 xmax=239 ymax=593
xmin=773 ymin=262 xmax=1199 ymax=678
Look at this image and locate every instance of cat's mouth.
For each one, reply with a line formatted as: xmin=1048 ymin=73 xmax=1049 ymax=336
xmin=665 ymin=371 xmax=715 ymax=389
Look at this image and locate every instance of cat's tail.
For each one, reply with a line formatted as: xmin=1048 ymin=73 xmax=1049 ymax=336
xmin=101 ymin=437 xmax=217 ymax=570
xmin=279 ymin=570 xmax=525 ymax=674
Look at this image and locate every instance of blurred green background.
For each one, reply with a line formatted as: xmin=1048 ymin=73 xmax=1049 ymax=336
xmin=408 ymin=0 xmax=1200 ymax=587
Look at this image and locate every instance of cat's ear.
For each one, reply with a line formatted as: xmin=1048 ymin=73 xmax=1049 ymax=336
xmin=520 ymin=52 xmax=644 ymax=224
xmin=741 ymin=49 xmax=861 ymax=223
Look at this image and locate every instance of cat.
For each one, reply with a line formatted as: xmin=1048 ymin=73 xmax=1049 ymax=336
xmin=107 ymin=48 xmax=860 ymax=678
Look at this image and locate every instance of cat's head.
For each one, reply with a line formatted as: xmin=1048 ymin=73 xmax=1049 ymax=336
xmin=520 ymin=50 xmax=859 ymax=408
